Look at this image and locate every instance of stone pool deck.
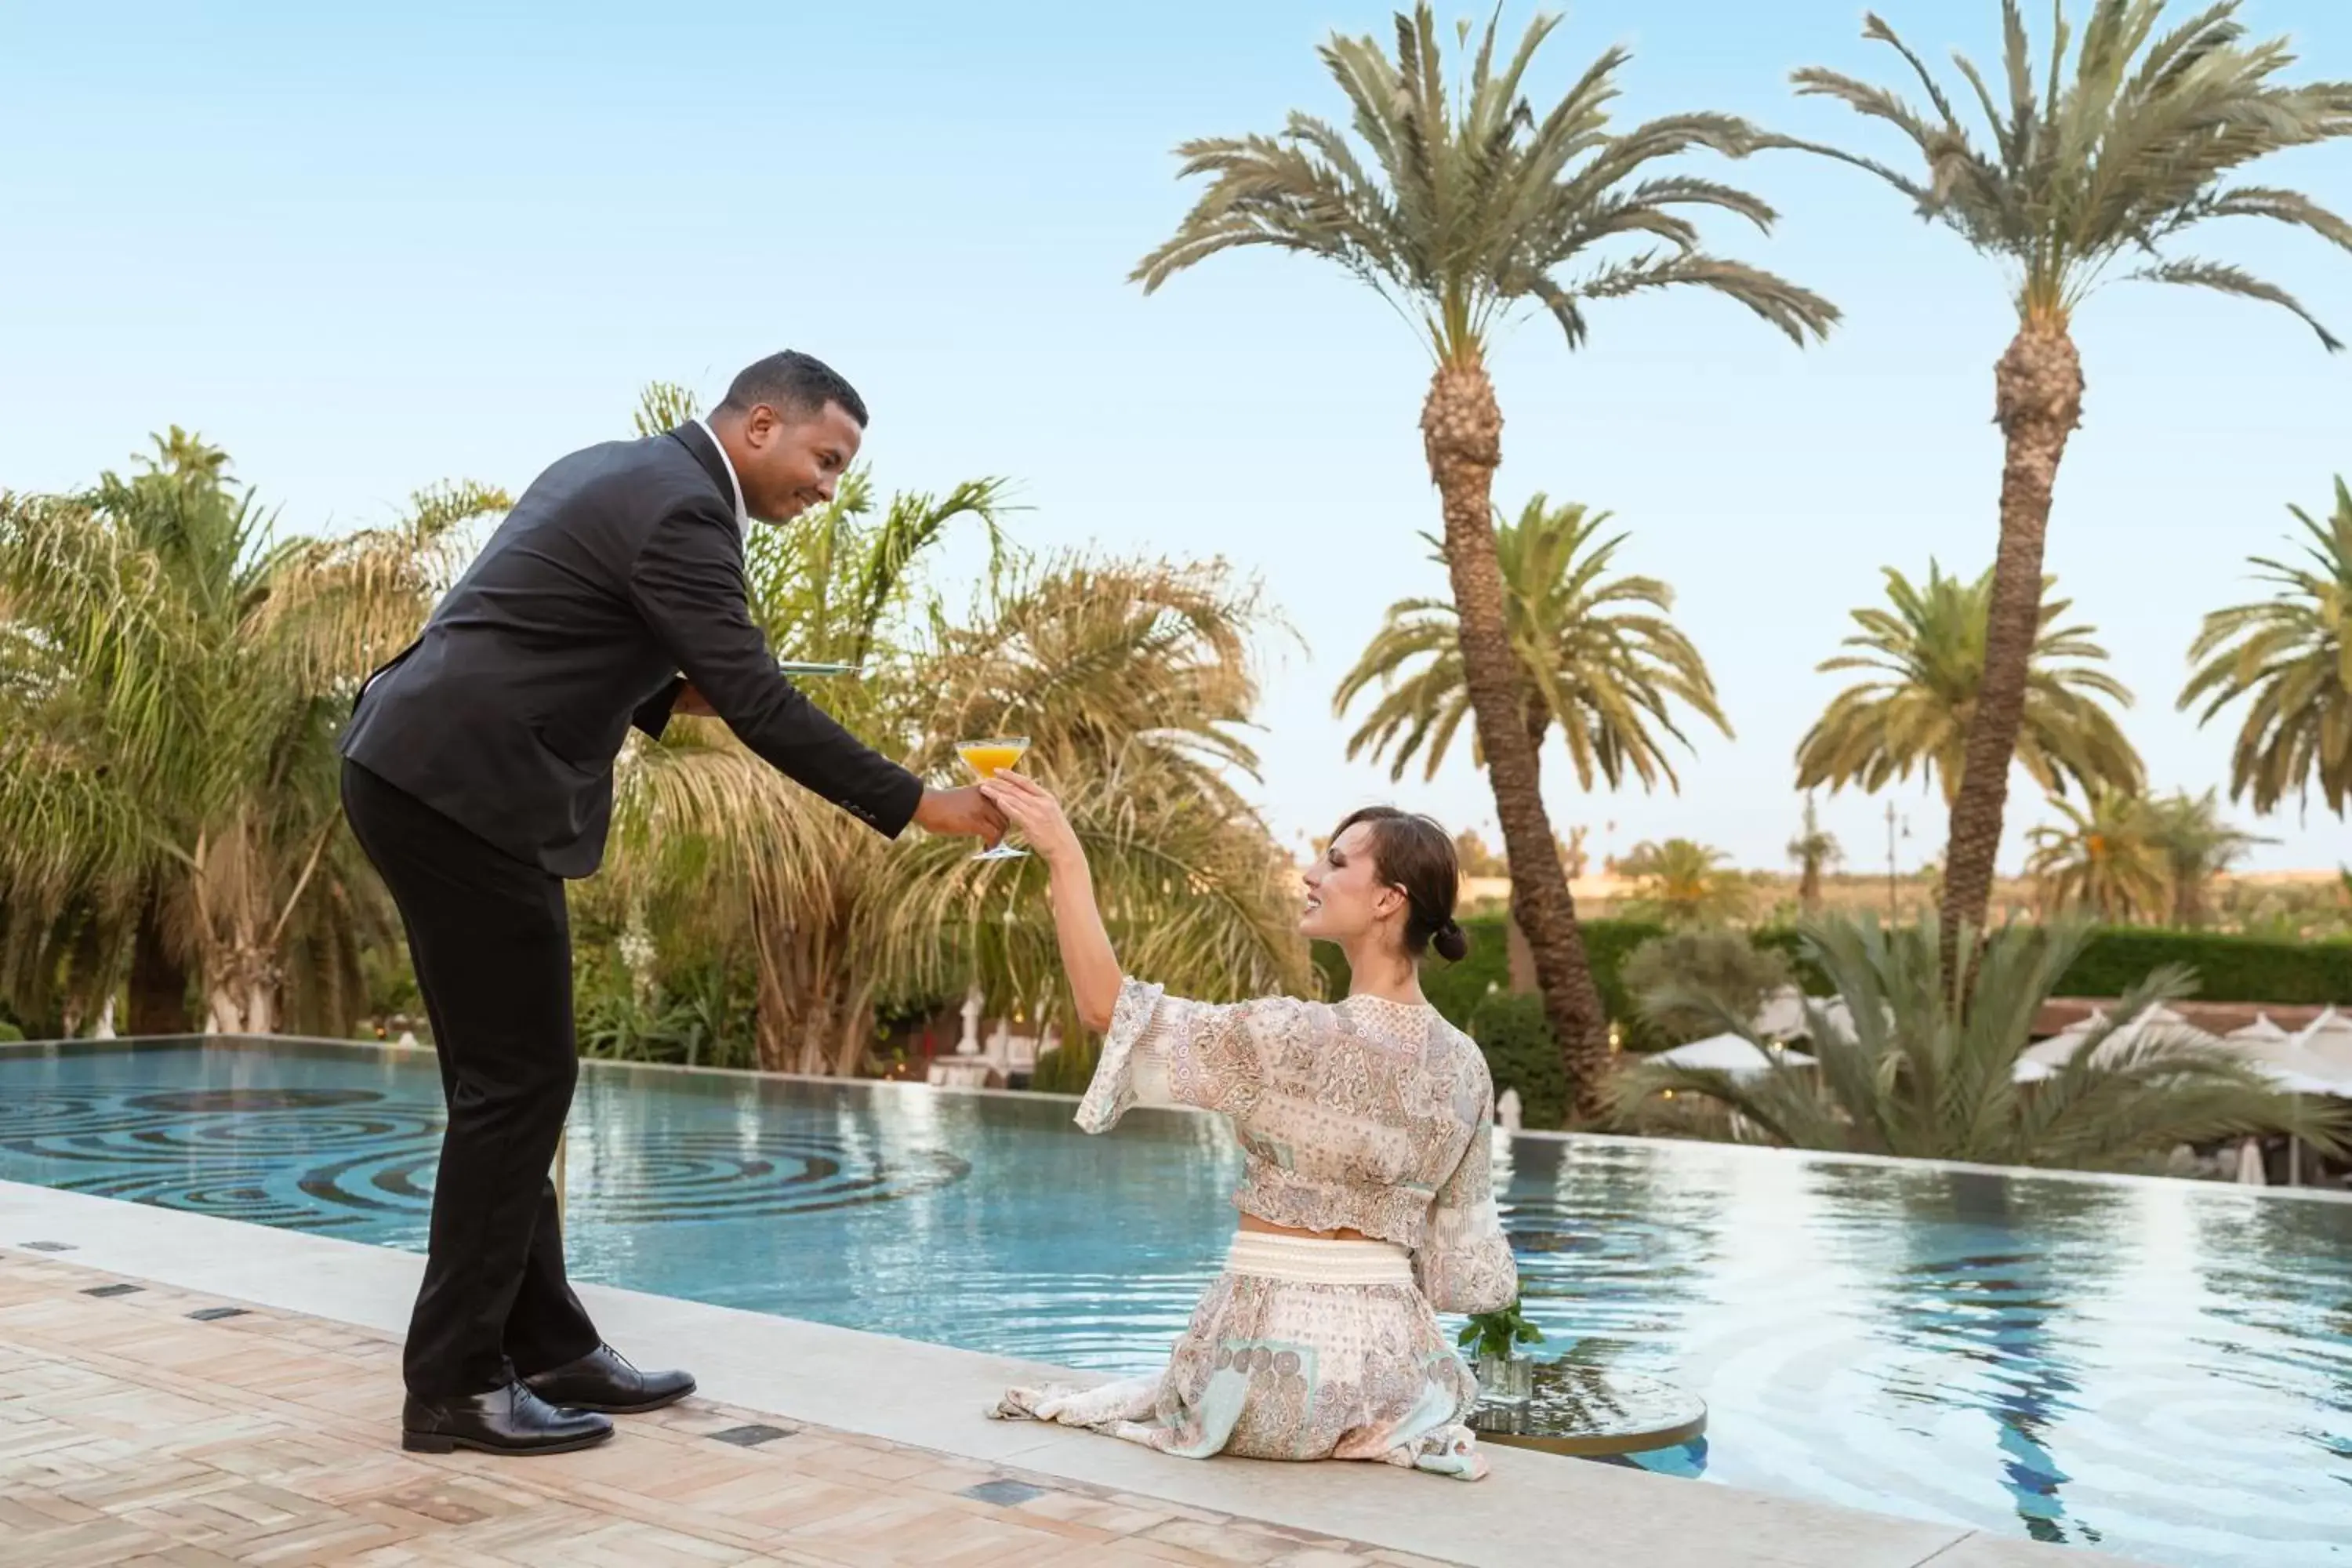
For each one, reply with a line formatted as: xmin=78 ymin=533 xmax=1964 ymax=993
xmin=0 ymin=1180 xmax=2147 ymax=1568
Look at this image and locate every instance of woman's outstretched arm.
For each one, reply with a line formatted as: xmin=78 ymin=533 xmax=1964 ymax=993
xmin=978 ymin=770 xmax=1123 ymax=1032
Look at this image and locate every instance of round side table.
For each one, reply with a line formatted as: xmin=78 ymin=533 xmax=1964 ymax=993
xmin=1468 ymin=1363 xmax=1708 ymax=1457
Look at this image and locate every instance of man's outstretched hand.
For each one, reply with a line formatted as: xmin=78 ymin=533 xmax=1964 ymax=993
xmin=673 ymin=684 xmax=998 ymax=845
xmin=913 ymin=785 xmax=1007 ymax=846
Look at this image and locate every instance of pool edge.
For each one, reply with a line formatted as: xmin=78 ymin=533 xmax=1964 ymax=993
xmin=0 ymin=1177 xmax=2151 ymax=1568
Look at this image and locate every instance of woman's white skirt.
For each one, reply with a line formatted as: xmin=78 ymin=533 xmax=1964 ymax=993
xmin=990 ymin=1232 xmax=1486 ymax=1480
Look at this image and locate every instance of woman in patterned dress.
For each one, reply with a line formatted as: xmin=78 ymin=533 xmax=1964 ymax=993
xmin=978 ymin=771 xmax=1518 ymax=1479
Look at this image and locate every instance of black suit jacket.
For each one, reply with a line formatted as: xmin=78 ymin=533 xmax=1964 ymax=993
xmin=342 ymin=422 xmax=924 ymax=877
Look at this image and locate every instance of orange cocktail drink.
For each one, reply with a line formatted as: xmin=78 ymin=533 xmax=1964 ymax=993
xmin=956 ymin=737 xmax=1030 ymax=859
xmin=956 ymin=740 xmax=1028 ymax=779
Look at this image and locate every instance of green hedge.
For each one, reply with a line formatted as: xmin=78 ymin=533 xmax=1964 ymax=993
xmin=1316 ymin=914 xmax=1672 ymax=1030
xmin=1465 ymin=993 xmax=1568 ymax=1129
xmin=1316 ymin=915 xmax=2352 ymax=1033
xmin=1719 ymin=926 xmax=2352 ymax=1005
xmin=2053 ymin=928 xmax=2352 ymax=1004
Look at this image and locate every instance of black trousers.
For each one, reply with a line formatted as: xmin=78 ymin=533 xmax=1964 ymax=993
xmin=341 ymin=760 xmax=601 ymax=1398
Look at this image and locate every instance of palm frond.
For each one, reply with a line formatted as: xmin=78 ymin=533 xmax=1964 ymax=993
xmin=1794 ymin=0 xmax=2352 ymax=331
xmin=1612 ymin=914 xmax=2343 ymax=1167
xmin=2181 ymin=477 xmax=2352 ymax=814
xmin=2126 ymin=257 xmax=2343 ymax=348
xmin=1334 ymin=495 xmax=1728 ymax=792
xmin=1136 ymin=2 xmax=1834 ymax=361
xmin=633 ymin=381 xmax=702 ymax=437
xmin=1798 ymin=561 xmax=2143 ymax=805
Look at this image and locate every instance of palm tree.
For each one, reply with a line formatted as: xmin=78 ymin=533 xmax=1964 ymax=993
xmin=621 ymin=551 xmax=1306 ymax=1078
xmin=878 ymin=554 xmax=1307 ymax=1080
xmin=0 ymin=888 xmax=115 ymax=1038
xmin=604 ymin=390 xmax=1304 ymax=1076
xmin=1788 ymin=792 xmax=1843 ymax=913
xmin=632 ymin=381 xmax=701 ymax=437
xmin=1611 ymin=916 xmax=2343 ymax=1170
xmin=1139 ymin=5 xmax=1835 ymax=1117
xmin=1797 ymin=563 xmax=2142 ymax=808
xmin=2025 ymin=786 xmax=2168 ymax=922
xmin=2180 ymin=477 xmax=2352 ymax=818
xmin=1616 ymin=837 xmax=1750 ymax=927
xmin=1334 ymin=497 xmax=1731 ymax=793
xmin=2143 ymin=787 xmax=2270 ymax=926
xmin=0 ymin=433 xmax=506 ymax=1034
xmin=1791 ymin=1 xmax=2352 ymax=951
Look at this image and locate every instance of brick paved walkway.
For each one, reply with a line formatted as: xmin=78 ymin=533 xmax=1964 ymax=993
xmin=0 ymin=1251 xmax=1454 ymax=1567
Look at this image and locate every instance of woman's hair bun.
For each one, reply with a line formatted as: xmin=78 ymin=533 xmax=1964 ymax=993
xmin=1431 ymin=919 xmax=1470 ymax=964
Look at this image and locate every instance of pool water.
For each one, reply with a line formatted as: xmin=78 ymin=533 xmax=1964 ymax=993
xmin=1 ymin=1039 xmax=2344 ymax=1566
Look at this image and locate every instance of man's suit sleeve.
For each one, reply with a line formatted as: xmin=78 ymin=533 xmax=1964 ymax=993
xmin=632 ymin=677 xmax=684 ymax=740
xmin=626 ymin=501 xmax=924 ymax=837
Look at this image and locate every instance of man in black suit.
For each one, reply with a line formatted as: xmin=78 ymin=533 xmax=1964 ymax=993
xmin=340 ymin=350 xmax=1000 ymax=1457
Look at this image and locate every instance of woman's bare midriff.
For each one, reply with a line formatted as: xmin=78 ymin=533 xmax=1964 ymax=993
xmin=1238 ymin=1213 xmax=1373 ymax=1242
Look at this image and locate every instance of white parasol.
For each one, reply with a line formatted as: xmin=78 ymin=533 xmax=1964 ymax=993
xmin=2291 ymin=1007 xmax=2352 ymax=1076
xmin=1655 ymin=1033 xmax=1817 ymax=1076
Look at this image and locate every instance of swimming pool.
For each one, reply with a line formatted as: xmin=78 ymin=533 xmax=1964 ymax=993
xmin=0 ymin=1037 xmax=2343 ymax=1566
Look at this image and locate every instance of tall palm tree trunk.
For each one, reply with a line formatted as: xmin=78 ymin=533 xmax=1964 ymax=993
xmin=1940 ymin=323 xmax=2083 ymax=953
xmin=830 ymin=985 xmax=877 ymax=1079
xmin=1421 ymin=360 xmax=1612 ymax=1120
xmin=127 ymin=887 xmax=189 ymax=1036
xmin=201 ymin=952 xmax=278 ymax=1034
xmin=753 ymin=942 xmax=796 ymax=1073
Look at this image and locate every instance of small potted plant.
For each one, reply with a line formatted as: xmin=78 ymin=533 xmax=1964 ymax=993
xmin=1460 ymin=1297 xmax=1544 ymax=1406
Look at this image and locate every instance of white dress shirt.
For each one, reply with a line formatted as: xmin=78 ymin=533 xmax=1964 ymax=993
xmin=692 ymin=416 xmax=749 ymax=528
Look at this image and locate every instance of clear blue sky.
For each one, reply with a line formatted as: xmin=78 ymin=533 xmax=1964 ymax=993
xmin=4 ymin=1 xmax=2348 ymax=877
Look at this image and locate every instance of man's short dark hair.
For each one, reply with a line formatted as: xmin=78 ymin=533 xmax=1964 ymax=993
xmin=717 ymin=350 xmax=868 ymax=428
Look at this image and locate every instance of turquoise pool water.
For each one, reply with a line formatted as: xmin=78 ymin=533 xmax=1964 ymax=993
xmin=0 ymin=1038 xmax=2344 ymax=1565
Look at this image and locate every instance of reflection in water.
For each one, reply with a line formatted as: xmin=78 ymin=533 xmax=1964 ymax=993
xmin=2 ymin=1044 xmax=2348 ymax=1567
xmin=1501 ymin=1138 xmax=1726 ymax=1367
xmin=1487 ymin=1137 xmax=1736 ymax=1478
xmin=1810 ymin=1165 xmax=2122 ymax=1547
xmin=2189 ymin=1189 xmax=2352 ymax=1475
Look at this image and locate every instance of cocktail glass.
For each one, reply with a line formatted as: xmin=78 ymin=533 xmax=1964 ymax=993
xmin=956 ymin=736 xmax=1030 ymax=862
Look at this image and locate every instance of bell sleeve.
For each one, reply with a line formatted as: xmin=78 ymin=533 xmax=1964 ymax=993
xmin=1073 ymin=977 xmax=1301 ymax=1133
xmin=1412 ymin=1102 xmax=1519 ymax=1315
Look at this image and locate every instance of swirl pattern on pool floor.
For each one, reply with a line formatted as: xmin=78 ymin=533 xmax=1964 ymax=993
xmin=0 ymin=1084 xmax=970 ymax=1229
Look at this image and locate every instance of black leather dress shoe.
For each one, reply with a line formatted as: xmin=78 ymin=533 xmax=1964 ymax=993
xmin=521 ymin=1343 xmax=696 ymax=1414
xmin=401 ymin=1381 xmax=612 ymax=1455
